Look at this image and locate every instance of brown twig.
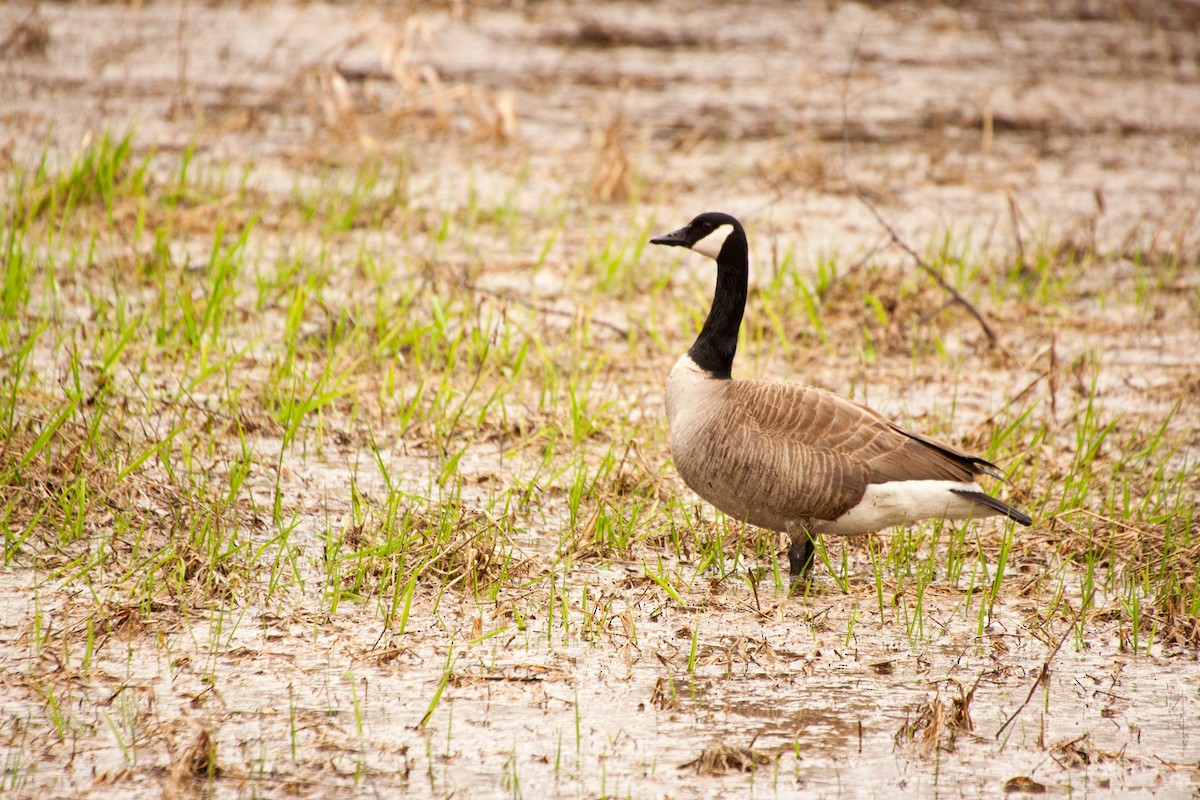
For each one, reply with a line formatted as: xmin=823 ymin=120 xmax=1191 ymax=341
xmin=836 ymin=29 xmax=1007 ymax=354
xmin=995 ymin=586 xmax=1096 ymax=740
xmin=851 ymin=187 xmax=1007 ymax=352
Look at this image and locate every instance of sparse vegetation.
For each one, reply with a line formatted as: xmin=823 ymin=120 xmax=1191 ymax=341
xmin=1 ymin=2 xmax=1198 ymax=798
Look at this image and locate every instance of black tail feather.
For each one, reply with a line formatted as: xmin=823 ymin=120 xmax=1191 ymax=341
xmin=951 ymin=489 xmax=1033 ymax=526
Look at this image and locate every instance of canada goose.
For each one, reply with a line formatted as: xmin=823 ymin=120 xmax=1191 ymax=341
xmin=651 ymin=212 xmax=1032 ymax=580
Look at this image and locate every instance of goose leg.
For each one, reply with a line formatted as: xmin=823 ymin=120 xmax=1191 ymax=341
xmin=787 ymin=530 xmax=816 ymax=581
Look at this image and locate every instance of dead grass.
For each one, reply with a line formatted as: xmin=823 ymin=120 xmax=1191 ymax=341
xmin=1 ymin=2 xmax=1198 ymax=798
xmin=162 ymin=724 xmax=217 ymax=800
xmin=681 ymin=742 xmax=773 ymax=775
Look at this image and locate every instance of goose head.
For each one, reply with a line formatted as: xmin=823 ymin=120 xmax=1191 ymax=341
xmin=651 ymin=212 xmax=749 ymax=380
xmin=650 ymin=212 xmax=745 ymax=262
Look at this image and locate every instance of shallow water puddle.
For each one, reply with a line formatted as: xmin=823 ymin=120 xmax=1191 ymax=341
xmin=2 ymin=1 xmax=1198 ymax=797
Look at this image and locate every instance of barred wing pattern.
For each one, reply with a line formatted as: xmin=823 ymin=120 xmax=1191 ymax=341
xmin=721 ymin=380 xmax=992 ymax=523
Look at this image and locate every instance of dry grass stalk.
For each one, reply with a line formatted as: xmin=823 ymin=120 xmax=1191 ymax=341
xmin=949 ymin=675 xmax=981 ymax=734
xmin=355 ymin=15 xmax=519 ymax=144
xmin=318 ymin=66 xmax=362 ymax=140
xmin=463 ymin=88 xmax=519 ymax=142
xmin=680 ymin=742 xmax=772 ymax=775
xmin=163 ymin=724 xmax=217 ymax=799
xmin=650 ymin=676 xmax=681 ymax=711
xmin=588 ymin=116 xmax=634 ymax=202
xmin=895 ymin=687 xmax=953 ymax=757
xmin=374 ymin=15 xmax=432 ymax=91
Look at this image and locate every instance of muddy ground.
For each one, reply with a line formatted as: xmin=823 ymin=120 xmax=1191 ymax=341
xmin=2 ymin=1 xmax=1199 ymax=798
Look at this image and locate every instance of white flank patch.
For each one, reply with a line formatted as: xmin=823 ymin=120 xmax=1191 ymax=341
xmin=691 ymin=223 xmax=734 ymax=260
xmin=817 ymin=480 xmax=1003 ymax=536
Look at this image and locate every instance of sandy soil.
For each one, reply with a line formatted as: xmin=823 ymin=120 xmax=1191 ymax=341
xmin=2 ymin=1 xmax=1199 ymax=798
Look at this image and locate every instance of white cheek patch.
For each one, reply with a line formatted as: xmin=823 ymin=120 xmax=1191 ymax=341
xmin=691 ymin=224 xmax=733 ymax=260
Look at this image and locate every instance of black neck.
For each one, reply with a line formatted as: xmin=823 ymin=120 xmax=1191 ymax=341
xmin=687 ymin=230 xmax=748 ymax=379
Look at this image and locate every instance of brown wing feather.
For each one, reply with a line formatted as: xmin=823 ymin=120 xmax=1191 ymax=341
xmin=724 ymin=380 xmax=992 ymax=521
